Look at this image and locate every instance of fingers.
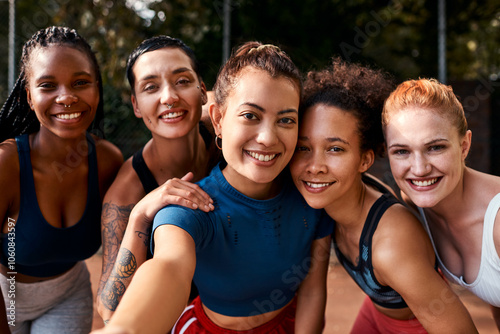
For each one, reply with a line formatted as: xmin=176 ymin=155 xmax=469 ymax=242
xmin=159 ymin=178 xmax=214 ymax=212
xmin=181 ymin=172 xmax=194 ymax=181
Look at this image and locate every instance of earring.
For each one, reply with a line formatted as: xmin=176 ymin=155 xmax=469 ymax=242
xmin=215 ymin=135 xmax=222 ymax=150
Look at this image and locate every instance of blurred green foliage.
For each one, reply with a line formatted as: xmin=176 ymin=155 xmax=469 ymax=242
xmin=0 ymin=0 xmax=498 ymax=158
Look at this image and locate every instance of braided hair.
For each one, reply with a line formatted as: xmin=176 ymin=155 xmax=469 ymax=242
xmin=0 ymin=26 xmax=104 ymax=142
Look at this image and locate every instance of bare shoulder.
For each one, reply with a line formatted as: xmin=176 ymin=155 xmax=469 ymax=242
xmin=92 ymin=136 xmax=124 ymax=195
xmin=0 ymin=139 xmax=21 ymax=227
xmin=103 ymin=157 xmax=147 ymax=206
xmin=0 ymin=139 xmax=20 ymax=186
xmin=372 ymin=203 xmax=434 ymax=275
xmin=0 ymin=139 xmax=19 ymax=168
xmin=93 ymin=136 xmax=124 ymax=172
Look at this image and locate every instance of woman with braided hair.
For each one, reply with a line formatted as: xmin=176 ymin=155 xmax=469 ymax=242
xmin=0 ymin=26 xmax=122 ymax=333
xmin=94 ymin=41 xmax=332 ymax=334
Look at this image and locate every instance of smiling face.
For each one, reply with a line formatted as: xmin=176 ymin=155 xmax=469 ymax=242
xmin=131 ymin=47 xmax=207 ymax=139
xmin=384 ymin=106 xmax=471 ymax=208
xmin=211 ymin=67 xmax=300 ymax=198
xmin=290 ymin=103 xmax=371 ymax=210
xmin=25 ymin=45 xmax=99 ymax=139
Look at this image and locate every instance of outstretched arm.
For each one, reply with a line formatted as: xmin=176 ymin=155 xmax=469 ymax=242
xmin=97 ymin=173 xmax=212 ymax=322
xmin=93 ymin=224 xmax=197 ymax=334
xmin=295 ymin=235 xmax=331 ymax=334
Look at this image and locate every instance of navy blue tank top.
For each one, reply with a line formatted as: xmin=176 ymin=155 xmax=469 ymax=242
xmin=332 ymin=175 xmax=408 ymax=309
xmin=0 ymin=133 xmax=102 ymax=277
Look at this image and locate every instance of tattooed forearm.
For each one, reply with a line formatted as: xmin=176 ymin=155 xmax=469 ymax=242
xmin=101 ymin=248 xmax=137 ymax=311
xmin=116 ymin=248 xmax=137 ymax=278
xmin=101 ymin=278 xmax=125 ymax=311
xmin=100 ymin=204 xmax=134 ymax=267
xmin=135 ymin=230 xmax=151 ymax=247
xmin=98 ymin=202 xmax=135 ymax=294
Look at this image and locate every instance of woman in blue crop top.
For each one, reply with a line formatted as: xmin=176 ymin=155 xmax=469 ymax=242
xmin=96 ymin=35 xmax=221 ymax=324
xmin=383 ymin=79 xmax=500 ymax=331
xmin=0 ymin=27 xmax=122 ymax=333
xmin=289 ymin=59 xmax=477 ymax=333
xmin=95 ymin=42 xmax=332 ymax=334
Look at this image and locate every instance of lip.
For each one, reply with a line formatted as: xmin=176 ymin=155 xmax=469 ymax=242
xmin=406 ymin=176 xmax=442 ymax=190
xmin=302 ymin=180 xmax=335 ymax=193
xmin=245 ymin=150 xmax=280 ymax=165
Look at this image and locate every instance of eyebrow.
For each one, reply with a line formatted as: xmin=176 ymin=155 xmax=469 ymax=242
xmin=298 ymin=136 xmax=349 ymax=145
xmin=388 ymin=138 xmax=449 ymax=149
xmin=138 ymin=67 xmax=193 ymax=82
xmin=35 ymin=71 xmax=92 ymax=80
xmin=240 ymin=102 xmax=298 ymax=115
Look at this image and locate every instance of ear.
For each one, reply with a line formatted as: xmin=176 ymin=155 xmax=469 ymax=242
xmin=209 ymin=103 xmax=223 ymax=136
xmin=199 ymin=82 xmax=208 ymax=105
xmin=131 ymin=94 xmax=142 ymax=118
xmin=358 ymin=149 xmax=375 ymax=173
xmin=25 ymin=87 xmax=33 ymax=110
xmin=461 ymin=130 xmax=472 ymax=160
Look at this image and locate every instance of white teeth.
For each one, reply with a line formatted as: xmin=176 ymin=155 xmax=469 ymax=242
xmin=248 ymin=151 xmax=277 ymax=162
xmin=56 ymin=112 xmax=81 ymax=120
xmin=306 ymin=182 xmax=332 ymax=188
xmin=161 ymin=111 xmax=185 ymax=119
xmin=412 ymin=178 xmax=438 ymax=187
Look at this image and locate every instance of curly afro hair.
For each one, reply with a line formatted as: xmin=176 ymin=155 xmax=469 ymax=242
xmin=302 ymin=57 xmax=394 ymax=157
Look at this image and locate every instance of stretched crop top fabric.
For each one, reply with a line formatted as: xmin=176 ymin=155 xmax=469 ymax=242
xmin=332 ymin=175 xmax=408 ymax=309
xmin=0 ymin=133 xmax=102 ymax=277
xmin=418 ymin=194 xmax=500 ymax=307
xmin=152 ymin=163 xmax=333 ymax=317
xmin=132 ymin=121 xmax=213 ymax=194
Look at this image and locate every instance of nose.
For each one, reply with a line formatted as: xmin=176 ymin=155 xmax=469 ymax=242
xmin=306 ymin=151 xmax=328 ymax=175
xmin=411 ymin=153 xmax=431 ymax=176
xmin=55 ymin=88 xmax=78 ymax=107
xmin=255 ymin=124 xmax=279 ymax=147
xmin=160 ymin=85 xmax=179 ymax=106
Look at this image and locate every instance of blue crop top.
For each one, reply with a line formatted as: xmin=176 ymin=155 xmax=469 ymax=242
xmin=152 ymin=163 xmax=333 ymax=317
xmin=332 ymin=175 xmax=408 ymax=309
xmin=0 ymin=133 xmax=102 ymax=277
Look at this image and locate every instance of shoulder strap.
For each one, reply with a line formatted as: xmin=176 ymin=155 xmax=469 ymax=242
xmin=132 ymin=146 xmax=159 ymax=194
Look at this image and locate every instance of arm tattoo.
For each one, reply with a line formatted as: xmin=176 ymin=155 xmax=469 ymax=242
xmin=98 ymin=203 xmax=134 ymax=294
xmin=101 ymin=248 xmax=137 ymax=311
xmin=101 ymin=203 xmax=134 ymax=270
xmin=135 ymin=230 xmax=150 ymax=247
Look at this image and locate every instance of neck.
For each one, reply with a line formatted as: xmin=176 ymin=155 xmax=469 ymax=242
xmin=147 ymin=126 xmax=207 ymax=182
xmin=324 ymin=178 xmax=368 ymax=231
xmin=31 ymin=128 xmax=89 ymax=162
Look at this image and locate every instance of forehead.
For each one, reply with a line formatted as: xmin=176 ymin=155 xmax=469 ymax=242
xmin=133 ymin=47 xmax=194 ymax=75
xmin=230 ymin=67 xmax=299 ymax=102
xmin=301 ymin=104 xmax=359 ymax=137
xmin=28 ymin=45 xmax=94 ymax=76
xmin=385 ymin=107 xmax=457 ymax=143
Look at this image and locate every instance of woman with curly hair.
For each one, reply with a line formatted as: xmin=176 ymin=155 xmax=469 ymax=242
xmin=289 ymin=59 xmax=477 ymax=333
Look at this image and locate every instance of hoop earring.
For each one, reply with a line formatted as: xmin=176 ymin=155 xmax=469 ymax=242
xmin=215 ymin=135 xmax=222 ymax=150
